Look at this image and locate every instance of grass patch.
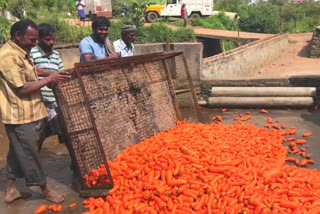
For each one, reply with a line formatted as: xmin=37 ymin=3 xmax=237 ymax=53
xmin=191 ymin=12 xmax=237 ymax=31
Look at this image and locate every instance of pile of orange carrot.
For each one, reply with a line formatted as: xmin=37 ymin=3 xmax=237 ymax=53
xmin=79 ymin=117 xmax=320 ymax=214
xmin=83 ymin=164 xmax=111 ymax=187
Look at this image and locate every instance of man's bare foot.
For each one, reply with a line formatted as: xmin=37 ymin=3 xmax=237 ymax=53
xmin=5 ymin=186 xmax=32 ymax=203
xmin=42 ymin=186 xmax=64 ymax=204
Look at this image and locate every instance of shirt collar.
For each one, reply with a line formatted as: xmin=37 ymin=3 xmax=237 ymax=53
xmin=119 ymin=39 xmax=133 ymax=51
xmin=8 ymin=40 xmax=28 ymax=59
xmin=35 ymin=45 xmax=54 ymax=58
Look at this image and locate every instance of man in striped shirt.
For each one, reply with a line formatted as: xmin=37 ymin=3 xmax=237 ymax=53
xmin=30 ymin=23 xmax=66 ymax=150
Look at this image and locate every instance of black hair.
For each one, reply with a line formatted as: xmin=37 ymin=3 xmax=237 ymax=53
xmin=38 ymin=23 xmax=56 ymax=38
xmin=10 ymin=19 xmax=38 ymax=39
xmin=92 ymin=16 xmax=111 ymax=31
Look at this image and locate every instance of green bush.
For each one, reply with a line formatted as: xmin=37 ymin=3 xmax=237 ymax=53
xmin=191 ymin=12 xmax=237 ymax=31
xmin=223 ymin=40 xmax=237 ymax=52
xmin=0 ymin=16 xmax=10 ymax=44
xmin=135 ymin=23 xmax=196 ymax=44
xmin=32 ymin=11 xmax=91 ymax=43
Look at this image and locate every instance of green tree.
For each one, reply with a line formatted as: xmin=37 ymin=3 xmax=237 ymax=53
xmin=238 ymin=3 xmax=280 ymax=34
xmin=0 ymin=0 xmax=9 ymax=8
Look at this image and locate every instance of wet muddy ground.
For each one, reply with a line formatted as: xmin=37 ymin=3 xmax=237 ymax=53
xmin=0 ymin=108 xmax=320 ymax=213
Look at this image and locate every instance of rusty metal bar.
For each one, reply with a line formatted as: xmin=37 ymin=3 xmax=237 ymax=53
xmin=181 ymin=52 xmax=201 ymax=120
xmin=74 ymin=64 xmax=114 ymax=191
xmin=74 ymin=52 xmax=183 ymax=73
xmin=162 ymin=59 xmax=181 ymax=121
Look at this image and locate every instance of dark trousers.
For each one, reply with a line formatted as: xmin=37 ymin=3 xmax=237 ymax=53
xmin=5 ymin=119 xmax=47 ymax=186
xmin=38 ymin=102 xmax=66 ymax=151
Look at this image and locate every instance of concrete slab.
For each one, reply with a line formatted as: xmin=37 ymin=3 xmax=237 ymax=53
xmin=0 ymin=108 xmax=320 ymax=213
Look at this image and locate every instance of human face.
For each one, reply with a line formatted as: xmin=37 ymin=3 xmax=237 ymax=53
xmin=15 ymin=26 xmax=38 ymax=53
xmin=38 ymin=34 xmax=56 ymax=53
xmin=123 ymin=31 xmax=136 ymax=44
xmin=93 ymin=26 xmax=109 ymax=43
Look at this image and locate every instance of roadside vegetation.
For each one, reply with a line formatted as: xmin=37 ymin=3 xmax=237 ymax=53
xmin=0 ymin=0 xmax=196 ymax=44
xmin=215 ymin=0 xmax=320 ymax=34
xmin=155 ymin=0 xmax=320 ymax=34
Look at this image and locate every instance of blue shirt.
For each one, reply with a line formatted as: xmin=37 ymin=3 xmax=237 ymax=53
xmin=79 ymin=36 xmax=108 ymax=62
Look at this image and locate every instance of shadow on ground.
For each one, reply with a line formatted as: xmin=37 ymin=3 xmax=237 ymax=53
xmin=297 ymin=39 xmax=311 ymax=58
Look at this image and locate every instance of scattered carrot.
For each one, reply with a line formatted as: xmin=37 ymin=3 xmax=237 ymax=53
xmin=295 ymin=139 xmax=307 ymax=144
xmin=57 ymin=205 xmax=62 ymax=212
xmin=222 ymin=109 xmax=227 ymax=112
xmin=246 ymin=112 xmax=251 ymax=115
xmin=69 ymin=203 xmax=77 ymax=208
xmin=234 ymin=115 xmax=251 ymax=121
xmin=267 ymin=118 xmax=273 ymax=123
xmin=281 ymin=124 xmax=286 ymax=129
xmin=276 ymin=120 xmax=280 ymax=123
xmin=272 ymin=124 xmax=281 ymax=130
xmin=216 ymin=116 xmax=222 ymax=122
xmin=260 ymin=109 xmax=268 ymax=113
xmin=34 ymin=205 xmax=47 ymax=214
xmin=303 ymin=132 xmax=312 ymax=137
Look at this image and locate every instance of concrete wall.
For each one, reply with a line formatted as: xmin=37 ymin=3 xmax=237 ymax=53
xmin=57 ymin=42 xmax=203 ymax=84
xmin=202 ymin=34 xmax=288 ymax=80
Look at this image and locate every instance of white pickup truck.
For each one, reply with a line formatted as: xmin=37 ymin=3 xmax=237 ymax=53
xmin=145 ymin=0 xmax=214 ymax=23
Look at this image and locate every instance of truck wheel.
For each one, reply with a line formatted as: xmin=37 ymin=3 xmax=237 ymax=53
xmin=189 ymin=13 xmax=201 ymax=20
xmin=146 ymin=11 xmax=159 ymax=23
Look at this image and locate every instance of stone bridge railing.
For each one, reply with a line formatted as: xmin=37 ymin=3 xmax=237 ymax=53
xmin=310 ymin=26 xmax=320 ymax=58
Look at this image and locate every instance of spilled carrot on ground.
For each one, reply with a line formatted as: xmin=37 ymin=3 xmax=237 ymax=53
xmin=77 ymin=111 xmax=320 ymax=214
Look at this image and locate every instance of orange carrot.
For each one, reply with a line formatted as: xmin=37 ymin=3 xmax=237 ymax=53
xmin=260 ymin=109 xmax=268 ymax=113
xmin=303 ymin=132 xmax=312 ymax=137
xmin=234 ymin=115 xmax=251 ymax=121
xmin=69 ymin=203 xmax=77 ymax=208
xmin=272 ymin=124 xmax=281 ymax=130
xmin=34 ymin=205 xmax=47 ymax=214
xmin=57 ymin=204 xmax=62 ymax=212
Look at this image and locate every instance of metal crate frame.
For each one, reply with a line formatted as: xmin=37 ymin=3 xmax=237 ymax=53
xmin=55 ymin=51 xmax=199 ymax=197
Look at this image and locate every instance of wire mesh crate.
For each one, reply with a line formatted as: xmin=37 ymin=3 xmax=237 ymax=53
xmin=54 ymin=52 xmax=199 ymax=197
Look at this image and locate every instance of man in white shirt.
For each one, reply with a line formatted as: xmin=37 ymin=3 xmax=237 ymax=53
xmin=76 ymin=0 xmax=86 ymax=26
xmin=113 ymin=24 xmax=136 ymax=57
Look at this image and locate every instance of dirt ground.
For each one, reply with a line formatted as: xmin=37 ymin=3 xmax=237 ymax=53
xmin=1 ymin=108 xmax=320 ymax=213
xmin=255 ymin=33 xmax=320 ymax=79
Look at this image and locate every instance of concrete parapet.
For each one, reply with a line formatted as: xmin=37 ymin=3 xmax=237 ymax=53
xmin=202 ymin=34 xmax=289 ymax=80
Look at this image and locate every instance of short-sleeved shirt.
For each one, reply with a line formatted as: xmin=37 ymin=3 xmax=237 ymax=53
xmin=79 ymin=36 xmax=108 ymax=62
xmin=113 ymin=39 xmax=134 ymax=57
xmin=30 ymin=46 xmax=64 ymax=103
xmin=76 ymin=0 xmax=85 ymax=10
xmin=0 ymin=40 xmax=47 ymax=124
